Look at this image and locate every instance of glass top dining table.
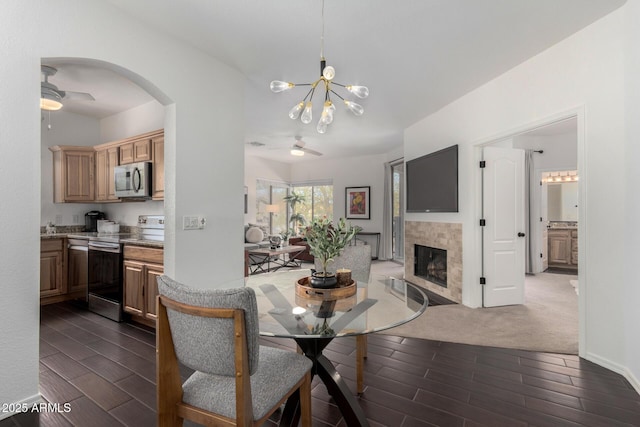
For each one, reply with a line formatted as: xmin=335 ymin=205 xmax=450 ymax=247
xmin=245 ymin=269 xmax=427 ymax=339
xmin=245 ymin=269 xmax=428 ymax=427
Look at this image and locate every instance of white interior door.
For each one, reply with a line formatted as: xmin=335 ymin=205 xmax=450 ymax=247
xmin=483 ymin=147 xmax=525 ymax=307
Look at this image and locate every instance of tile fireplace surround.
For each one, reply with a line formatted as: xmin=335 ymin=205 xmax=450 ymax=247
xmin=405 ymin=221 xmax=463 ymax=303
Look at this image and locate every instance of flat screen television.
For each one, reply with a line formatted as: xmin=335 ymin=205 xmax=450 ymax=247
xmin=406 ymin=144 xmax=458 ymax=213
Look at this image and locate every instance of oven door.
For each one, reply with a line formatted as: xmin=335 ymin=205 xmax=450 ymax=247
xmin=88 ymin=241 xmax=123 ymax=321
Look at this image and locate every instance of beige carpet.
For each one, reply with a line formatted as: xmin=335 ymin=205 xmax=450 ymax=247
xmin=370 ymin=261 xmax=579 ymax=354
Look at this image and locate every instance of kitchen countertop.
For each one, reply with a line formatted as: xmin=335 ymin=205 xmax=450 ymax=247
xmin=40 ymin=232 xmax=164 ymax=248
xmin=121 ymin=238 xmax=164 ymax=249
xmin=547 ymin=221 xmax=578 ymax=229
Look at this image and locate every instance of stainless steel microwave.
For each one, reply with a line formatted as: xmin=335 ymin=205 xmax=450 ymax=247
xmin=114 ymin=162 xmax=152 ymax=198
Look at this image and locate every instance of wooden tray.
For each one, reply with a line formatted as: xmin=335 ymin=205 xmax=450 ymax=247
xmin=296 ymin=277 xmax=357 ymax=300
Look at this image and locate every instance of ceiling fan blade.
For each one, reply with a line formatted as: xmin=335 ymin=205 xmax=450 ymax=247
xmin=63 ymin=91 xmax=95 ymax=101
xmin=302 ymin=147 xmax=323 ymax=156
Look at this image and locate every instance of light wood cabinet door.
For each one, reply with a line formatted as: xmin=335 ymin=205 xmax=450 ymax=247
xmin=119 ymin=138 xmax=152 ymax=164
xmin=152 ymin=135 xmax=164 ymax=200
xmin=123 ymin=244 xmax=164 ymax=326
xmin=96 ymin=147 xmax=120 ymax=202
xmin=67 ymin=248 xmax=88 ymax=297
xmin=123 ymin=260 xmax=145 ymax=316
xmin=145 ymin=263 xmax=164 ymax=321
xmin=40 ymin=238 xmax=66 ymax=298
xmin=50 ymin=146 xmax=95 ymax=203
xmin=548 ymin=230 xmax=571 ymax=266
xmin=95 ymin=149 xmax=108 ymax=201
xmin=40 ymin=250 xmax=64 ymax=298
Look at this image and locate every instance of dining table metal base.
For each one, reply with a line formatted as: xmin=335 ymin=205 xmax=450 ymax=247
xmin=280 ymin=337 xmax=370 ymax=427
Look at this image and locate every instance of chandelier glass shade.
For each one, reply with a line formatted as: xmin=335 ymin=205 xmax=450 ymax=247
xmin=270 ymin=0 xmax=368 ymax=134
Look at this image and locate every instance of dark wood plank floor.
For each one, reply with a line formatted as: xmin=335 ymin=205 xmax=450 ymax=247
xmin=3 ymin=302 xmax=639 ymax=426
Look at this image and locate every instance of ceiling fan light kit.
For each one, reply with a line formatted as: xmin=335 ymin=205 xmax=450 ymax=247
xmin=40 ymin=65 xmax=95 ymax=111
xmin=270 ymin=0 xmax=368 ymax=134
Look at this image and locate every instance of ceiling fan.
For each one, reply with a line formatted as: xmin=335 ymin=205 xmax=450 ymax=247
xmin=40 ymin=65 xmax=95 ymax=111
xmin=290 ymin=136 xmax=323 ymax=157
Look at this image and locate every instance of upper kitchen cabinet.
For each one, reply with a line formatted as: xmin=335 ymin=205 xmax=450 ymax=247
xmin=95 ymin=146 xmax=120 ymax=202
xmin=119 ymin=132 xmax=154 ymax=165
xmin=50 ymin=146 xmax=95 ymax=203
xmin=152 ymin=134 xmax=164 ymax=200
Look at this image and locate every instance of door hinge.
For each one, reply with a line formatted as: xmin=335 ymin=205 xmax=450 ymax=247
xmin=479 ymin=160 xmax=486 ymax=168
xmin=479 ymin=219 xmax=486 ymax=226
xmin=480 ymin=277 xmax=486 ymax=285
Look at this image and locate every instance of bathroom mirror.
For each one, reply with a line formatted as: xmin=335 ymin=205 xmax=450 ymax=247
xmin=547 ymin=181 xmax=578 ymax=221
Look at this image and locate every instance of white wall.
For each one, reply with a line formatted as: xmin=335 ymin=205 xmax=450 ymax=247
xmin=405 ymin=3 xmax=637 ymax=389
xmin=100 ymin=100 xmax=165 ymax=143
xmin=290 ymin=153 xmax=388 ymax=237
xmin=100 ymin=100 xmax=165 ymax=225
xmin=513 ymin=131 xmax=577 ymax=171
xmin=40 ymin=111 xmax=101 ymax=226
xmin=0 ymin=0 xmax=244 ymax=413
xmin=623 ymin=0 xmax=640 ymax=393
xmin=40 ymin=102 xmax=166 ymax=229
xmin=244 ymin=156 xmax=291 ymax=225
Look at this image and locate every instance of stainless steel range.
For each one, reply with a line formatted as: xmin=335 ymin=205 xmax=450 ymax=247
xmin=84 ymin=215 xmax=164 ymax=322
xmin=87 ymin=233 xmax=130 ymax=322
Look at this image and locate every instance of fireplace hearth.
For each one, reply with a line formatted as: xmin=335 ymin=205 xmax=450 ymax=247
xmin=414 ymin=244 xmax=447 ymax=287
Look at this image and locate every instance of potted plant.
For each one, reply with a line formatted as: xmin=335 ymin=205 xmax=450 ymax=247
xmin=304 ymin=217 xmax=358 ymax=288
xmin=283 ymin=191 xmax=306 ymax=236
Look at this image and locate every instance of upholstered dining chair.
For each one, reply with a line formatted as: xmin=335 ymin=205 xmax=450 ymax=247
xmin=314 ymin=244 xmax=372 ymax=394
xmin=156 ymin=275 xmax=312 ymax=426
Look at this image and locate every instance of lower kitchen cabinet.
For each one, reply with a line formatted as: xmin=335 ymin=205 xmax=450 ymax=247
xmin=40 ymin=238 xmax=66 ymax=300
xmin=123 ymin=245 xmax=163 ymax=326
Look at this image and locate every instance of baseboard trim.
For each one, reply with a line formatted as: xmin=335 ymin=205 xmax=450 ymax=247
xmin=585 ymin=352 xmax=640 ymax=395
xmin=0 ymin=393 xmax=43 ymax=420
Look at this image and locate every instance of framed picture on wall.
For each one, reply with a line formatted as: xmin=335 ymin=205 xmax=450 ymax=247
xmin=345 ymin=186 xmax=370 ymax=220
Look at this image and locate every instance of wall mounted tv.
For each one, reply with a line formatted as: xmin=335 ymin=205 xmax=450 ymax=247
xmin=406 ymin=144 xmax=458 ymax=213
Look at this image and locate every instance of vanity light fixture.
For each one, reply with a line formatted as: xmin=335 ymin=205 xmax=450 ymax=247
xmin=541 ymin=171 xmax=579 ymax=183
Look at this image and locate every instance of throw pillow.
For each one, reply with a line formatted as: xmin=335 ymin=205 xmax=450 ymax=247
xmin=245 ymin=226 xmax=264 ymax=244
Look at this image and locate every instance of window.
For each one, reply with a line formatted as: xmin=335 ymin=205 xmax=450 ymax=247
xmin=257 ymin=180 xmax=333 ymax=236
xmin=255 ymin=179 xmax=289 ymax=235
xmin=291 ymin=182 xmax=334 ymax=224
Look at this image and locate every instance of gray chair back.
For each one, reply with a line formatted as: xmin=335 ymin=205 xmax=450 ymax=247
xmin=315 ymin=244 xmax=372 ymax=283
xmin=156 ymin=275 xmax=260 ymax=377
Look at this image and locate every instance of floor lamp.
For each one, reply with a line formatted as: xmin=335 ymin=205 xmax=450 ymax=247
xmin=265 ymin=204 xmax=280 ymax=236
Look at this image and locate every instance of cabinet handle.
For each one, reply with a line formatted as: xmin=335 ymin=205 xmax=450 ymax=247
xmin=517 ymin=232 xmax=526 ymax=237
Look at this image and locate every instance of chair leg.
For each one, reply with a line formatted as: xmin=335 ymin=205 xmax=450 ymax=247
xmin=356 ymin=335 xmax=367 ymax=394
xmin=299 ymin=371 xmax=312 ymax=427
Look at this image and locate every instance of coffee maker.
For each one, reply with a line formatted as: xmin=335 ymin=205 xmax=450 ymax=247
xmin=85 ymin=211 xmax=105 ymax=232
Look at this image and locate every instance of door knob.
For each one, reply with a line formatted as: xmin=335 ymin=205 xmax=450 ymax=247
xmin=518 ymin=232 xmax=526 ymax=237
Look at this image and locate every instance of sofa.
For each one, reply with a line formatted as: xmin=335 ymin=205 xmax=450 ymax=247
xmin=244 ymin=224 xmax=272 ymax=276
xmin=288 ymin=237 xmax=314 ymax=262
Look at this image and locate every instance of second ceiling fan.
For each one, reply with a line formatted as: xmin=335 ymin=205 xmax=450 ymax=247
xmin=290 ymin=136 xmax=322 ymax=157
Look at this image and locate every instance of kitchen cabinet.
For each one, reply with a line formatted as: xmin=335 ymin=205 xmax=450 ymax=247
xmin=119 ymin=137 xmax=152 ymax=165
xmin=548 ymin=229 xmax=578 ymax=270
xmin=67 ymin=239 xmax=88 ymax=299
xmin=152 ymin=134 xmax=164 ymax=200
xmin=95 ymin=146 xmax=120 ymax=202
xmin=40 ymin=238 xmax=66 ymax=301
xmin=49 ymin=146 xmax=95 ymax=203
xmin=123 ymin=245 xmax=163 ymax=326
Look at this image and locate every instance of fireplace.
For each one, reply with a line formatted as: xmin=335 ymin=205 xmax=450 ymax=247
xmin=414 ymin=244 xmax=447 ymax=287
xmin=405 ymin=221 xmax=462 ymax=303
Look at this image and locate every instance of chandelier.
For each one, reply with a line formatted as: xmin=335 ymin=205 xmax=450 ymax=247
xmin=269 ymin=0 xmax=369 ymax=134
